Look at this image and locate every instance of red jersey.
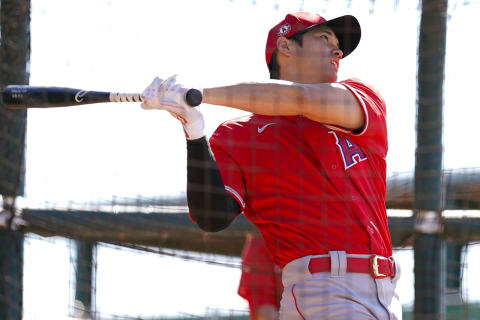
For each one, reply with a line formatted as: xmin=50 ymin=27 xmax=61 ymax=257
xmin=209 ymin=79 xmax=391 ymax=268
xmin=238 ymin=235 xmax=283 ymax=317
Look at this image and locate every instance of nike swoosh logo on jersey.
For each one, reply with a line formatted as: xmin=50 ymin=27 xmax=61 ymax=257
xmin=257 ymin=123 xmax=276 ymax=133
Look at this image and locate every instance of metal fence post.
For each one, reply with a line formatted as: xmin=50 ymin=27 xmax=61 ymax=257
xmin=0 ymin=228 xmax=23 ymax=320
xmin=0 ymin=0 xmax=31 ymax=318
xmin=413 ymin=0 xmax=448 ymax=319
xmin=73 ymin=240 xmax=95 ymax=318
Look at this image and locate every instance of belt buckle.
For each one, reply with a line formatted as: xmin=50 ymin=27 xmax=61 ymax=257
xmin=370 ymin=255 xmax=389 ymax=279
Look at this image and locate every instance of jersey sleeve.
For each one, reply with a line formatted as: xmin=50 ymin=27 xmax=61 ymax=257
xmin=326 ymin=78 xmax=388 ymax=157
xmin=238 ymin=235 xmax=282 ymax=315
xmin=209 ymin=124 xmax=247 ymax=212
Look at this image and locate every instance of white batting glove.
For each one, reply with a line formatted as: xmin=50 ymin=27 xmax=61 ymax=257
xmin=141 ymin=75 xmax=205 ymax=140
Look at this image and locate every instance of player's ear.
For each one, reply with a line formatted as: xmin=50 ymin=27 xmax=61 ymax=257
xmin=276 ymin=37 xmax=293 ymax=58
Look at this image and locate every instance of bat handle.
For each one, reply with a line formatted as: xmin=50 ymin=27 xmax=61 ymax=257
xmin=109 ymin=93 xmax=143 ymax=103
xmin=109 ymin=88 xmax=202 ymax=107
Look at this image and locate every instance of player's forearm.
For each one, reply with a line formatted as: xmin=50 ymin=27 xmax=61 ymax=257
xmin=186 ymin=137 xmax=240 ymax=232
xmin=203 ymin=81 xmax=364 ymax=130
xmin=203 ymin=81 xmax=305 ymax=116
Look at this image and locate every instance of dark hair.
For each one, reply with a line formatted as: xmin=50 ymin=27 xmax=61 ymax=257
xmin=268 ymin=32 xmax=305 ymax=79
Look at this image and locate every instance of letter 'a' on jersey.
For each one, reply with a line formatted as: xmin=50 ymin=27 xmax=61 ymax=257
xmin=206 ymin=78 xmax=390 ymax=268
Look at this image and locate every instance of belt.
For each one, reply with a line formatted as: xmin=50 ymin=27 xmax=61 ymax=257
xmin=308 ymin=255 xmax=396 ymax=279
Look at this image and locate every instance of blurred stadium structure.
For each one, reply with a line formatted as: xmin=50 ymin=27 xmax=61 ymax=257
xmin=1 ymin=0 xmax=480 ymax=319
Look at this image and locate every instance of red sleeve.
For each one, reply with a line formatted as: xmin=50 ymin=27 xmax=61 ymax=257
xmin=326 ymin=78 xmax=388 ymax=157
xmin=209 ymin=124 xmax=246 ymax=211
xmin=238 ymin=235 xmax=283 ymax=316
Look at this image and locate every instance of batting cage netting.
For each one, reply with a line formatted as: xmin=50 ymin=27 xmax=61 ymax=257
xmin=1 ymin=0 xmax=480 ymax=319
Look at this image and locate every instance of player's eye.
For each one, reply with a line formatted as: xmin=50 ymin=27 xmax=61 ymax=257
xmin=320 ymin=34 xmax=329 ymax=40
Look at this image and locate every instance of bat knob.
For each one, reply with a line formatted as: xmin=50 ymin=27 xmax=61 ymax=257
xmin=185 ymin=89 xmax=203 ymax=107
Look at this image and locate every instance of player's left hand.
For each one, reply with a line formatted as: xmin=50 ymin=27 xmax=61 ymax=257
xmin=141 ymin=75 xmax=205 ymax=140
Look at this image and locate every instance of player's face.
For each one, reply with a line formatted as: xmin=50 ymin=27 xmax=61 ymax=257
xmin=293 ymin=26 xmax=343 ymax=83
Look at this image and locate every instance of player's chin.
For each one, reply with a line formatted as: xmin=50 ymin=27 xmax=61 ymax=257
xmin=322 ymin=63 xmax=338 ymax=82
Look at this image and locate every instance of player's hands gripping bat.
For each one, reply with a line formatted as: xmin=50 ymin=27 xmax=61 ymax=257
xmin=2 ymin=84 xmax=203 ymax=109
xmin=141 ymin=75 xmax=205 ymax=140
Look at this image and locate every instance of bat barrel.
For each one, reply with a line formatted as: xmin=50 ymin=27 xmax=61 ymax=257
xmin=2 ymin=86 xmax=111 ymax=109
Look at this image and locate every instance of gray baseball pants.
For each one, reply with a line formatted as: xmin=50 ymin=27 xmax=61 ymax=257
xmin=279 ymin=252 xmax=402 ymax=320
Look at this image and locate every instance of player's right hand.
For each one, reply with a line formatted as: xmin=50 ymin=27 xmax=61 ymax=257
xmin=141 ymin=75 xmax=205 ymax=140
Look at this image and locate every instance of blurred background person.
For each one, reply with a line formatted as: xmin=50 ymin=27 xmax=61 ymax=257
xmin=238 ymin=234 xmax=283 ymax=320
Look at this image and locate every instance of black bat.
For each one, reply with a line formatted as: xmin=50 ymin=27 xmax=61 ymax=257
xmin=2 ymin=85 xmax=203 ymax=109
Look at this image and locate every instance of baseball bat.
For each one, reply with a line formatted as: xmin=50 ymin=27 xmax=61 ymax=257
xmin=2 ymin=85 xmax=203 ymax=109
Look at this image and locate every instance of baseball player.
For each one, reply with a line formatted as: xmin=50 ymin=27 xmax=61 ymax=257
xmin=238 ymin=234 xmax=283 ymax=320
xmin=142 ymin=12 xmax=401 ymax=319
